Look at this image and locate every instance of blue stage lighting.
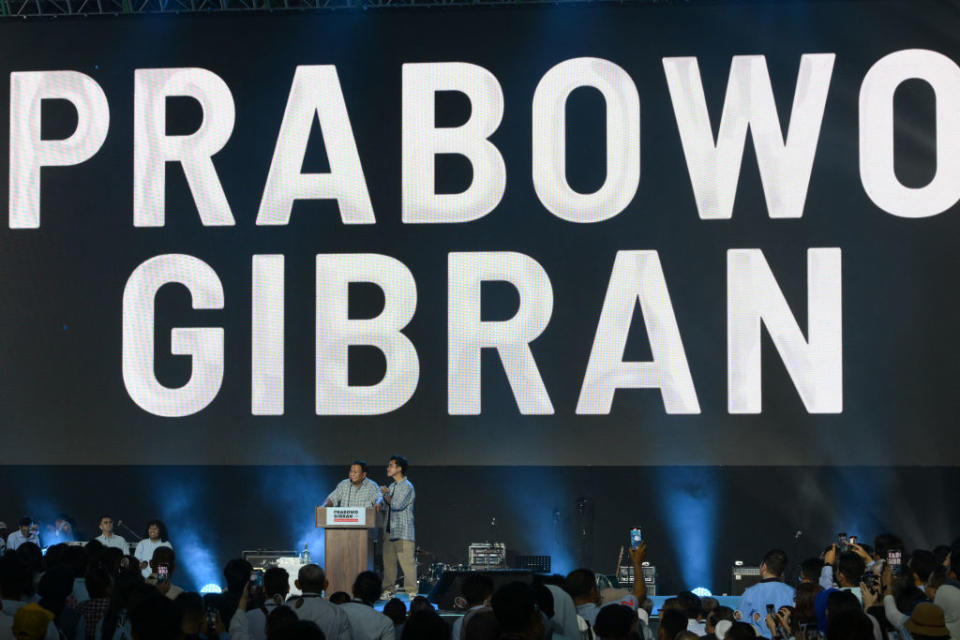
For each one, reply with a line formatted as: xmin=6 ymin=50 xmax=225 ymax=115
xmin=692 ymin=586 xmax=712 ymax=598
xmin=151 ymin=476 xmax=222 ymax=591
xmin=656 ymin=467 xmax=718 ymax=594
xmin=200 ymin=583 xmax=223 ymax=594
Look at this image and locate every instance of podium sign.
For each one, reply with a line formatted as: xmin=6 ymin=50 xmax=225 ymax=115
xmin=326 ymin=507 xmax=366 ymax=526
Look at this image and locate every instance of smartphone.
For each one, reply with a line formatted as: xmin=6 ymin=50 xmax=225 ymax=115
xmin=206 ymin=607 xmax=218 ymax=631
xmin=157 ymin=564 xmax=169 ymax=583
xmin=251 ymin=570 xmax=264 ymax=588
xmin=849 ymin=535 xmax=858 ymax=545
xmin=629 ymin=527 xmax=643 ymax=549
xmin=888 ymin=550 xmax=902 ymax=576
xmin=837 ymin=532 xmax=848 ymax=553
xmin=766 ymin=604 xmax=776 ymax=616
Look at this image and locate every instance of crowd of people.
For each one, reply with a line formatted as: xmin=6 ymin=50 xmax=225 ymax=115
xmin=0 ymin=519 xmax=958 ymax=640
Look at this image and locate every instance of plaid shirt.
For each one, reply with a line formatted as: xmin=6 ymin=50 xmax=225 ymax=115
xmin=326 ymin=478 xmax=382 ymax=508
xmin=78 ymin=597 xmax=111 ymax=640
xmin=384 ymin=478 xmax=415 ymax=541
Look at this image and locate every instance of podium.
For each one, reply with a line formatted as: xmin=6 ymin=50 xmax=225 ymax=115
xmin=315 ymin=507 xmax=377 ymax=597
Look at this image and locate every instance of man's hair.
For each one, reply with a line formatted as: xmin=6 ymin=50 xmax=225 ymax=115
xmin=462 ymin=573 xmax=495 ymax=606
xmin=351 ymin=460 xmax=368 ymax=473
xmin=264 ymin=567 xmax=290 ymax=598
xmin=594 ymin=604 xmax=635 ymax=638
xmin=389 ymin=455 xmax=408 ymax=475
xmin=265 ymin=606 xmax=299 ymax=638
xmin=836 ymin=552 xmax=866 ymax=585
xmin=17 ymin=517 xmax=32 ymax=528
xmin=352 ymin=570 xmax=382 ymax=604
xmin=563 ymin=568 xmax=597 ymax=600
xmin=706 ymin=605 xmax=734 ymax=629
xmin=85 ymin=567 xmax=111 ymax=600
xmin=491 ymin=582 xmax=537 ymax=633
xmin=223 ymin=558 xmax=253 ymax=594
xmin=150 ymin=547 xmax=176 ymax=573
xmin=410 ymin=595 xmax=433 ymax=613
xmin=173 ymin=591 xmax=204 ymax=624
xmin=801 ymin=557 xmax=825 ymax=581
xmin=762 ymin=549 xmax=789 ymax=577
xmin=676 ymin=591 xmax=702 ymax=619
xmin=99 ymin=515 xmax=112 ymax=523
xmin=383 ymin=597 xmax=406 ymax=624
xmin=659 ymin=597 xmax=681 ymax=612
xmin=825 ymin=609 xmax=874 ymax=640
xmin=38 ymin=565 xmax=76 ymax=614
xmin=402 ymin=609 xmax=449 ymax=640
xmin=726 ymin=621 xmax=759 ymax=640
xmin=130 ymin=595 xmax=183 ymax=640
xmin=910 ymin=549 xmax=938 ymax=583
xmin=297 ymin=564 xmax=326 ymax=593
xmin=658 ymin=609 xmax=688 ymax=639
xmin=329 ymin=591 xmax=351 ymax=604
xmin=874 ymin=533 xmax=904 ymax=557
xmin=0 ymin=554 xmax=31 ymax=600
xmin=826 ymin=589 xmax=861 ymax=619
xmin=895 ymin=586 xmax=927 ymax=616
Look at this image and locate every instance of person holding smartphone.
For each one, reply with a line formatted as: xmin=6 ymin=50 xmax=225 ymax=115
xmin=735 ymin=549 xmax=795 ymax=639
xmin=146 ymin=547 xmax=184 ymax=600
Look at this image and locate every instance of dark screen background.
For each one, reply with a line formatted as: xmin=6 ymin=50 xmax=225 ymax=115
xmin=0 ymin=0 xmax=958 ymax=465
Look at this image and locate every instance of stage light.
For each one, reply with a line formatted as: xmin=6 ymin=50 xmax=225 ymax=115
xmin=692 ymin=586 xmax=712 ymax=598
xmin=200 ymin=583 xmax=222 ymax=594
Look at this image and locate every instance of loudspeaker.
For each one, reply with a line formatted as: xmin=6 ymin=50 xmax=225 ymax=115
xmin=731 ymin=565 xmax=763 ymax=595
xmin=427 ymin=569 xmax=533 ymax=610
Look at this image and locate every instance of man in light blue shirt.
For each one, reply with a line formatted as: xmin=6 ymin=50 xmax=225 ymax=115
xmin=735 ymin=549 xmax=795 ymax=638
xmin=6 ymin=517 xmax=39 ymax=551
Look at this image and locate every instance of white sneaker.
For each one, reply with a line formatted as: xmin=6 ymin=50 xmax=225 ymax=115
xmin=380 ymin=589 xmax=395 ymax=600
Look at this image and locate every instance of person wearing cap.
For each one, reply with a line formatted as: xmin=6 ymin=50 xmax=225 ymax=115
xmin=903 ymin=602 xmax=950 ymax=639
xmin=10 ymin=602 xmax=55 ymax=640
xmin=5 ymin=518 xmax=39 ymax=552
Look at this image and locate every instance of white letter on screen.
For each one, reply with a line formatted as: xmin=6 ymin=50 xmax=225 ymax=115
xmin=727 ymin=248 xmax=842 ymax=414
xmin=315 ymin=254 xmax=419 ymax=415
xmin=860 ymin=49 xmax=960 ymax=218
xmin=257 ymin=66 xmax=375 ymax=226
xmin=532 ymin=57 xmax=640 ymax=223
xmin=663 ymin=54 xmax=835 ymax=219
xmin=9 ymin=71 xmax=109 ymax=228
xmin=134 ymin=68 xmax=235 ymax=227
xmin=401 ymin=62 xmax=505 ymax=223
xmin=122 ymin=254 xmax=225 ymax=417
xmin=448 ymin=252 xmax=554 ymax=414
xmin=577 ymin=251 xmax=699 ymax=414
xmin=252 ymin=255 xmax=284 ymax=415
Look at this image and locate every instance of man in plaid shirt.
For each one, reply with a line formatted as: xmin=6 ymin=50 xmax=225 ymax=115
xmin=379 ymin=454 xmax=416 ymax=597
xmin=324 ymin=460 xmax=382 ymax=508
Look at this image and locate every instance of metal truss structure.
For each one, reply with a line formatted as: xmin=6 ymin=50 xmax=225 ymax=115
xmin=0 ymin=0 xmax=682 ymax=18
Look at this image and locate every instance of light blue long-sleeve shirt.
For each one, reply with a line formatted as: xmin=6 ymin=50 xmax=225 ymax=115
xmin=735 ymin=579 xmax=795 ymax=638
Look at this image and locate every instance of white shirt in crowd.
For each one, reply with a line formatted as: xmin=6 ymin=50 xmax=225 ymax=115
xmin=341 ymin=601 xmax=394 ymax=640
xmin=133 ymin=538 xmax=173 ymax=578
